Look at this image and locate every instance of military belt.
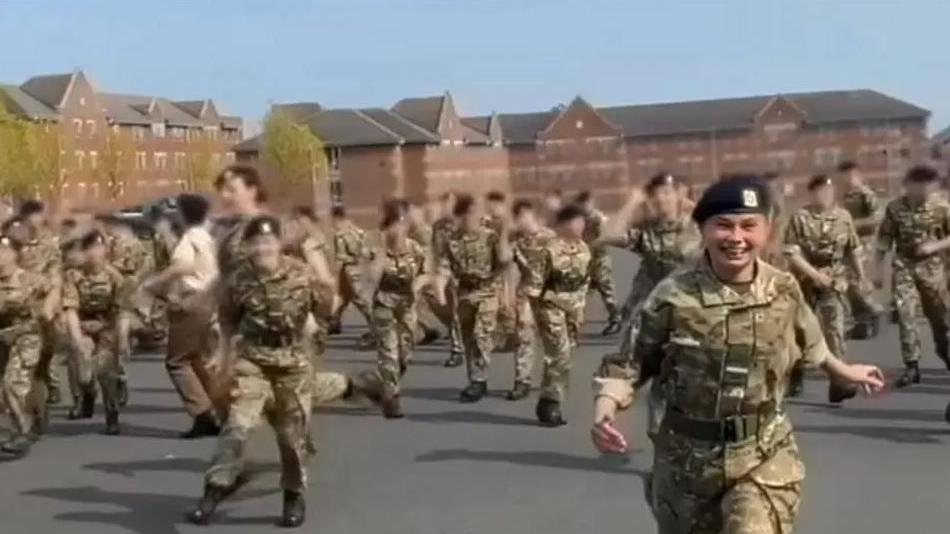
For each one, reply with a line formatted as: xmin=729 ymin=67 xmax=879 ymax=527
xmin=78 ymin=311 xmax=111 ymax=321
xmin=457 ymin=278 xmax=492 ymax=292
xmin=664 ymin=408 xmax=776 ymax=443
xmin=242 ymin=331 xmax=297 ymax=348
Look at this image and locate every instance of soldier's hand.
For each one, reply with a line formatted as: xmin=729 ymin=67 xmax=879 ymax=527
xmin=625 ymin=188 xmax=645 ymax=208
xmin=840 ymin=363 xmax=886 ymax=394
xmin=814 ymin=273 xmax=834 ymax=289
xmin=591 ymin=420 xmax=629 ymax=455
xmin=917 ymin=241 xmax=939 ymax=257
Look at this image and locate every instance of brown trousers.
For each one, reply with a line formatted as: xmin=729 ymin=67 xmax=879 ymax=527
xmin=166 ymin=299 xmax=222 ymax=418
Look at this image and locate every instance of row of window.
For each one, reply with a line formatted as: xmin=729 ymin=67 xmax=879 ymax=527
xmin=71 ymin=149 xmax=235 ymax=170
xmin=72 ymin=119 xmax=240 ymax=141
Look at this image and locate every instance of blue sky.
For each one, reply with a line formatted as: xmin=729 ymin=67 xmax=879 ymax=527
xmin=1 ymin=0 xmax=947 ymax=133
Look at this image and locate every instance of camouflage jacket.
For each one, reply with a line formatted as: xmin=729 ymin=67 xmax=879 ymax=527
xmin=0 ymin=267 xmax=50 ymax=340
xmin=526 ymin=237 xmax=591 ymax=310
xmin=512 ymin=226 xmax=556 ymax=298
xmin=19 ymin=231 xmax=61 ymax=279
xmin=109 ymin=233 xmax=151 ymax=280
xmin=842 ymin=185 xmax=882 ymax=238
xmin=408 ymin=223 xmax=433 ymax=256
xmin=444 ymin=226 xmax=506 ymax=299
xmin=61 ymin=265 xmax=126 ymax=321
xmin=594 ymin=257 xmax=830 ymax=416
xmin=431 ymin=216 xmax=456 ymax=270
xmin=625 ymin=215 xmax=701 ymax=283
xmin=878 ymin=195 xmax=950 ymax=264
xmin=784 ymin=205 xmax=861 ymax=285
xmin=215 ymin=215 xmax=255 ymax=278
xmin=374 ymin=239 xmax=427 ymax=308
xmin=332 ymin=221 xmax=367 ymax=267
xmin=582 ymin=208 xmax=608 ymax=253
xmin=223 ymin=256 xmax=321 ymax=368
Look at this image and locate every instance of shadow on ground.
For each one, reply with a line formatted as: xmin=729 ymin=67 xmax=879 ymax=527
xmin=416 ymin=448 xmax=646 ymax=477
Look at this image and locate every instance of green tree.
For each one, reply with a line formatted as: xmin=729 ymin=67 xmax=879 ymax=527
xmin=0 ymin=101 xmax=61 ymax=199
xmin=263 ymin=109 xmax=327 ymax=187
xmin=181 ymin=134 xmax=219 ymax=192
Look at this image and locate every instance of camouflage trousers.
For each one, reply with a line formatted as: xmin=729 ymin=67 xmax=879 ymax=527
xmin=892 ymin=257 xmax=950 ymax=364
xmin=1 ymin=333 xmax=42 ymax=437
xmin=333 ymin=265 xmax=374 ymax=332
xmin=73 ymin=324 xmax=122 ymax=413
xmin=458 ymin=294 xmax=498 ymax=384
xmin=536 ymin=295 xmax=585 ymax=402
xmin=417 ymin=284 xmax=462 ymax=355
xmin=373 ymin=301 xmax=417 ymax=396
xmin=649 ymin=424 xmax=803 ymax=534
xmin=588 ymin=250 xmax=618 ymax=317
xmin=802 ymin=285 xmax=848 ymax=360
xmin=207 ymin=358 xmax=313 ymax=492
xmin=512 ymin=295 xmax=539 ymax=385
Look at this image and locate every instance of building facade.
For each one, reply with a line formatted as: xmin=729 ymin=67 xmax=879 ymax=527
xmin=0 ymin=70 xmax=242 ymax=210
xmin=237 ymin=89 xmax=929 ymax=224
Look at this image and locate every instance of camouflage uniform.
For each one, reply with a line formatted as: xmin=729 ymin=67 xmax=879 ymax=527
xmin=511 ymin=226 xmax=557 ymax=386
xmin=877 ymin=196 xmax=950 ymax=365
xmin=331 ymin=220 xmax=374 ymax=331
xmin=528 ymin=237 xmax=590 ymax=403
xmin=443 ymin=225 xmax=507 ymax=384
xmin=285 ymin=228 xmax=333 ymax=363
xmin=432 ymin=216 xmax=463 ymax=358
xmin=18 ymin=231 xmax=62 ymax=407
xmin=841 ymin=185 xmax=884 ymax=326
xmin=595 ymin=259 xmax=832 ymax=534
xmin=373 ymin=240 xmax=427 ymax=396
xmin=61 ymin=264 xmax=127 ymax=417
xmin=584 ymin=208 xmax=619 ymax=320
xmin=207 ymin=256 xmax=350 ymax=492
xmin=408 ymin=223 xmax=446 ymax=340
xmin=0 ymin=268 xmax=50 ymax=439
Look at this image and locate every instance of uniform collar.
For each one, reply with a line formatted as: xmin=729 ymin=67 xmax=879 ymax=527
xmin=695 ymin=255 xmax=777 ymax=307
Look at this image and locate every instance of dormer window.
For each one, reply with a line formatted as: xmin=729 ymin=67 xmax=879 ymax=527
xmin=575 ymin=120 xmax=584 ymax=129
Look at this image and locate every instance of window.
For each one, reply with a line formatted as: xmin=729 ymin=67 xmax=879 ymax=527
xmin=136 ymin=151 xmax=147 ymax=170
xmin=174 ymin=152 xmax=186 ymax=169
xmin=153 ymin=152 xmax=168 ymax=169
xmin=79 ymin=97 xmax=86 ymax=106
xmin=575 ymin=120 xmax=584 ymax=130
xmin=170 ymin=126 xmax=186 ymax=139
xmin=329 ymin=176 xmax=343 ymax=206
xmin=763 ymin=122 xmax=797 ymax=142
xmin=111 ymin=124 xmax=120 ymax=134
xmin=152 ymin=123 xmax=166 ymax=138
xmin=211 ymin=153 xmax=221 ymax=167
xmin=88 ymin=151 xmax=98 ymax=169
xmin=133 ymin=126 xmax=146 ymax=141
xmin=225 ymin=152 xmax=235 ymax=163
xmin=86 ymin=119 xmax=96 ymax=137
xmin=813 ymin=147 xmax=842 ymax=168
xmin=74 ymin=150 xmax=85 ymax=170
xmin=73 ymin=119 xmax=83 ymax=137
xmin=328 ymin=148 xmax=341 ymax=171
xmin=205 ymin=127 xmax=219 ymax=141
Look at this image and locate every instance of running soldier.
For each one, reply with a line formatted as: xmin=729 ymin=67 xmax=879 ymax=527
xmin=576 ymin=191 xmax=621 ymax=335
xmin=838 ymin=160 xmax=883 ymax=338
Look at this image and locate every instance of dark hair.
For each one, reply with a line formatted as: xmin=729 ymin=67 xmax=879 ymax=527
xmin=18 ymin=200 xmax=45 ymax=218
xmin=906 ymin=164 xmax=939 ymax=183
xmin=837 ymin=160 xmax=858 ymax=173
xmin=61 ymin=218 xmax=77 ymax=230
xmin=177 ymin=193 xmax=210 ymax=227
xmin=512 ymin=199 xmax=534 ymax=217
xmin=331 ymin=206 xmax=347 ymax=219
xmin=807 ymin=174 xmax=832 ymax=191
xmin=574 ymin=190 xmax=592 ymax=204
xmin=486 ymin=191 xmax=506 ymax=203
xmin=380 ymin=199 xmax=407 ymax=230
xmin=80 ymin=230 xmax=108 ymax=250
xmin=214 ymin=164 xmax=267 ymax=203
xmin=555 ymin=204 xmax=587 ymax=224
xmin=646 ymin=172 xmax=678 ymax=194
xmin=453 ymin=194 xmax=475 ymax=217
xmin=243 ymin=215 xmax=282 ymax=241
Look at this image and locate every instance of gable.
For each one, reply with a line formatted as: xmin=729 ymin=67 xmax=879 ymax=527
xmin=539 ymin=97 xmax=621 ymax=141
xmin=755 ymin=95 xmax=806 ymax=125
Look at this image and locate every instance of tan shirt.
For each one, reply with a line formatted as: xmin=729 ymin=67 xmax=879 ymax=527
xmin=170 ymin=225 xmax=218 ymax=295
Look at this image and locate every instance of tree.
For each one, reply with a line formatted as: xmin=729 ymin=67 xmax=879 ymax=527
xmin=0 ymin=101 xmax=61 ymax=199
xmin=262 ymin=109 xmax=327 ymax=196
xmin=96 ymin=128 xmax=135 ymax=202
xmin=181 ymin=134 xmax=219 ymax=192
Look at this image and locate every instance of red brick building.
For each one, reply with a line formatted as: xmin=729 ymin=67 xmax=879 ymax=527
xmin=0 ymin=70 xmax=242 ymax=210
xmin=237 ymin=89 xmax=929 ymax=223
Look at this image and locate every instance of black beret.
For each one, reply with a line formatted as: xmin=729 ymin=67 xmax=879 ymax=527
xmin=554 ymin=203 xmax=587 ymax=224
xmin=81 ymin=230 xmax=108 ymax=250
xmin=692 ymin=175 xmax=772 ymax=224
xmin=905 ymin=165 xmax=939 ymax=183
xmin=17 ymin=200 xmax=45 ymax=218
xmin=243 ymin=215 xmax=281 ymax=241
xmin=646 ymin=172 xmax=677 ymax=193
xmin=807 ymin=174 xmax=833 ymax=191
xmin=453 ymin=194 xmax=475 ymax=217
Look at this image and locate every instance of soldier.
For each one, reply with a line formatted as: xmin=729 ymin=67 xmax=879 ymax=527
xmin=58 ymin=239 xmax=87 ymax=418
xmin=542 ymin=188 xmax=563 ymax=225
xmin=0 ymin=234 xmax=55 ymax=457
xmin=591 ymin=174 xmax=885 ymax=534
xmin=838 ymin=160 xmax=884 ymax=338
xmin=576 ymin=191 xmax=621 ymax=335
xmin=877 ymin=165 xmax=950 ymax=386
xmin=188 ymin=215 xmax=381 ymax=528
xmin=509 ymin=200 xmax=556 ymax=401
xmin=440 ymin=194 xmax=512 ymax=402
xmin=328 ymin=206 xmax=375 ymax=344
xmin=431 ymin=192 xmax=465 ymax=367
xmin=213 ymin=164 xmax=268 ymax=278
xmin=784 ymin=174 xmax=866 ymax=403
xmin=368 ymin=200 xmax=432 ymax=418
xmin=16 ymin=200 xmax=62 ymax=410
xmin=406 ymin=200 xmax=443 ymax=344
xmin=141 ymin=194 xmax=222 ymax=438
xmin=485 ymin=191 xmax=518 ymax=350
xmin=526 ymin=204 xmax=591 ymax=426
xmin=61 ymin=230 xmax=129 ymax=435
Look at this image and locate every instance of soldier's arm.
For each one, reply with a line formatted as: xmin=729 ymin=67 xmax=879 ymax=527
xmin=852 ymin=189 xmax=883 ymax=233
xmin=593 ymin=281 xmax=672 ymax=415
xmin=60 ymin=275 xmax=84 ymax=345
xmin=843 ymin=215 xmax=867 ymax=281
xmin=875 ymin=204 xmax=895 ymax=265
xmin=598 ymin=189 xmax=646 ymax=246
xmin=783 ymin=215 xmax=828 ymax=285
xmin=918 ymin=205 xmax=950 ymax=255
xmin=494 ymin=226 xmax=513 ymax=267
xmin=302 ymin=240 xmax=336 ymax=291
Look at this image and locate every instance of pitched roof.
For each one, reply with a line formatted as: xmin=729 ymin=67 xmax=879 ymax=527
xmin=220 ymin=116 xmax=242 ymax=129
xmin=392 ymin=95 xmax=444 ymax=133
xmin=304 ymin=109 xmax=401 ymax=147
xmin=99 ymin=93 xmax=154 ymax=125
xmin=233 ymin=134 xmax=262 ymax=153
xmin=360 ymin=108 xmax=439 ymax=143
xmin=20 ymin=72 xmax=74 ymax=109
xmin=273 ymin=102 xmax=323 ymax=122
xmin=495 ymin=111 xmax=557 ymax=144
xmin=0 ymin=84 xmax=59 ymax=120
xmin=173 ymin=100 xmax=206 ymax=118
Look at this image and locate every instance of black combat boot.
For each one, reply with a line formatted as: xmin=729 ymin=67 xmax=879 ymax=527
xmin=0 ymin=435 xmax=33 ymax=458
xmin=506 ymin=381 xmax=531 ymax=401
xmin=279 ymin=490 xmax=306 ymax=528
xmin=381 ymin=394 xmax=404 ymax=419
xmin=535 ymin=398 xmax=567 ymax=427
xmin=80 ymin=390 xmax=96 ymax=419
xmin=944 ymin=401 xmax=950 ymax=426
xmin=936 ymin=340 xmax=950 ymax=370
xmin=867 ymin=315 xmax=881 ymax=338
xmin=828 ymin=381 xmax=858 ymax=404
xmin=418 ymin=329 xmax=440 ymax=346
xmin=46 ymin=386 xmax=61 ymax=405
xmin=187 ymin=484 xmax=226 ymax=525
xmin=398 ymin=359 xmax=409 ymax=377
xmin=459 ymin=381 xmax=487 ymax=403
xmin=443 ymin=351 xmax=463 ymax=368
xmin=896 ymin=363 xmax=921 ymax=387
xmin=327 ymin=320 xmax=342 ymax=335
xmin=787 ymin=366 xmax=805 ymax=398
xmin=181 ymin=411 xmax=221 ymax=439
xmin=601 ymin=313 xmax=622 ymax=336
xmin=104 ymin=410 xmax=120 ymax=435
